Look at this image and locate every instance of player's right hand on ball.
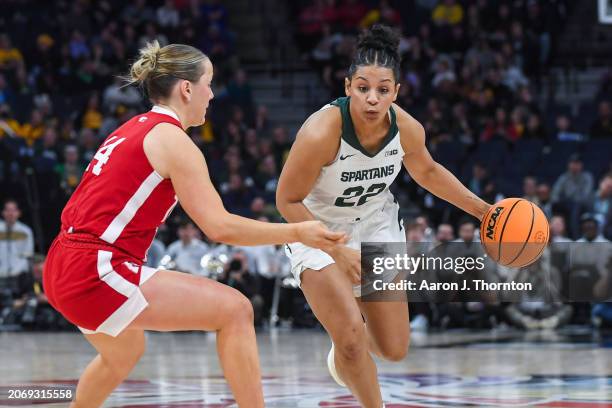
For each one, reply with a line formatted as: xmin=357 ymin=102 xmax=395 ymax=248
xmin=329 ymin=246 xmax=361 ymax=284
xmin=296 ymin=221 xmax=348 ymax=253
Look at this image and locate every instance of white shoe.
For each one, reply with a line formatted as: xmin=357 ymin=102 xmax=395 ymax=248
xmin=410 ymin=314 xmax=429 ymax=332
xmin=327 ymin=343 xmax=346 ymax=387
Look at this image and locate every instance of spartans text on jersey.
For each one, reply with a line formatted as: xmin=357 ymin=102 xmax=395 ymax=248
xmin=340 ymin=165 xmax=395 ymax=182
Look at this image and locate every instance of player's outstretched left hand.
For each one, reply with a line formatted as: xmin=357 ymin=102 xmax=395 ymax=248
xmin=295 ymin=221 xmax=348 ymax=253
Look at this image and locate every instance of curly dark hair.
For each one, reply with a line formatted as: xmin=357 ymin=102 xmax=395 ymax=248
xmin=347 ymin=24 xmax=401 ymax=81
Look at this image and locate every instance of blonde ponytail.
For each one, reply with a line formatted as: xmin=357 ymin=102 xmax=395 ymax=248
xmin=123 ymin=41 xmax=209 ymax=102
xmin=128 ymin=40 xmax=161 ymax=85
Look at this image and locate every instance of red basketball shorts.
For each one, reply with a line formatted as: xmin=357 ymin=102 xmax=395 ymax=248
xmin=43 ymin=233 xmax=158 ymax=337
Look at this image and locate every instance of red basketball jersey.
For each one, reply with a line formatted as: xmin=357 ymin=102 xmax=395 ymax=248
xmin=61 ymin=106 xmax=182 ymax=261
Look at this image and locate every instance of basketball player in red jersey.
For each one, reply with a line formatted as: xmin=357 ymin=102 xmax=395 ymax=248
xmin=43 ymin=41 xmax=346 ymax=407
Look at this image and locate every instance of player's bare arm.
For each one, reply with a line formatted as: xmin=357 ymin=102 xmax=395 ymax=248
xmin=145 ymin=122 xmax=346 ymax=251
xmin=276 ymin=107 xmax=361 ymax=282
xmin=276 ymin=107 xmax=341 ymax=223
xmin=395 ymin=104 xmax=491 ymax=221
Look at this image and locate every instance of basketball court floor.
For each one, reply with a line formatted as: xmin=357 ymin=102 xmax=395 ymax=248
xmin=1 ymin=328 xmax=611 ymax=407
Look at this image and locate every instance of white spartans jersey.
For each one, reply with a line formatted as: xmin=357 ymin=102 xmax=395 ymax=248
xmin=303 ymin=97 xmax=405 ymax=224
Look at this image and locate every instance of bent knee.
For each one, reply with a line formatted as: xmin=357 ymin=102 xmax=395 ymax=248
xmin=333 ymin=323 xmax=368 ymax=362
xmin=378 ymin=338 xmax=410 ymax=362
xmin=228 ymin=293 xmax=254 ymax=325
xmin=105 ymin=333 xmax=146 ymax=376
xmin=336 ymin=339 xmax=368 ymax=362
xmin=380 ymin=343 xmax=409 ymax=362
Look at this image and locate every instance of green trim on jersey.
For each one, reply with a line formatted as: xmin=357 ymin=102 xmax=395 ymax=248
xmin=330 ymin=96 xmax=398 ymax=158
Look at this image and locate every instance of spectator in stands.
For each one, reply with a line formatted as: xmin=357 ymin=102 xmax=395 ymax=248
xmin=336 ymin=0 xmax=368 ymax=31
xmin=271 ymin=126 xmax=291 ymax=169
xmin=0 ymin=34 xmax=24 ymax=72
xmin=0 ymin=103 xmax=19 ymax=138
xmin=231 ymin=104 xmax=249 ymax=130
xmin=322 ymin=34 xmax=355 ymax=96
xmin=360 ymin=0 xmax=401 ymax=28
xmin=242 ymin=128 xmax=259 ymax=168
xmin=523 ymin=176 xmax=539 ymax=204
xmin=121 ymin=0 xmax=155 ymax=26
xmin=415 ymin=215 xmax=435 ymax=242
xmin=549 ymin=214 xmax=572 ymax=280
xmin=0 ymin=75 xmax=15 ymax=112
xmin=254 ymin=105 xmax=272 ymax=136
xmin=253 ymin=155 xmax=278 ymax=200
xmin=552 ymin=154 xmax=593 ymax=205
xmin=428 ymin=222 xmax=454 ymax=253
xmin=465 ymin=37 xmax=495 ymax=73
xmin=505 ymin=249 xmax=572 ymax=330
xmin=568 ymin=214 xmax=611 ymax=313
xmin=219 ymin=250 xmax=264 ymax=326
xmin=146 ymin=238 xmax=166 ymax=269
xmin=596 ymin=69 xmax=612 ymax=102
xmin=431 ymin=57 xmax=456 ymax=91
xmin=590 ymin=101 xmax=612 ymax=139
xmin=523 ymin=113 xmax=548 ymax=140
xmin=592 ymin=303 xmax=612 ymax=328
xmin=297 ymin=0 xmax=328 ymax=51
xmin=81 ymin=93 xmax=103 ymax=131
xmin=199 ymin=0 xmax=230 ymax=32
xmin=481 ymin=107 xmax=520 ymax=142
xmin=467 ymin=162 xmax=490 ymax=197
xmin=56 ymin=144 xmax=84 ymax=198
xmin=537 ymin=182 xmax=553 ymax=218
xmin=440 ymin=218 xmax=500 ymax=327
xmin=554 ymin=115 xmax=584 ymax=142
xmin=592 ymin=174 xmax=612 ymax=240
xmin=6 ymin=254 xmax=67 ymax=330
xmin=481 ymin=179 xmax=504 ymax=205
xmin=453 ymin=218 xmax=479 ymax=246
xmin=576 ymin=214 xmax=610 ymax=257
xmin=0 ymin=200 xmax=34 ymax=287
xmin=311 ymin=24 xmax=340 ymax=73
xmin=20 ymin=109 xmax=45 ymax=147
xmin=410 ymin=219 xmax=445 ymax=331
xmin=202 ymin=23 xmax=233 ymax=63
xmin=138 ymin=22 xmax=169 ymax=49
xmin=248 ymin=197 xmax=267 ymax=220
xmin=552 ymin=154 xmax=594 ymax=234
xmin=33 ymin=127 xmax=60 ymax=173
xmin=68 ymin=30 xmax=90 ymax=61
xmin=221 ymin=173 xmax=258 ymax=217
xmin=227 ymin=69 xmax=254 ymax=121
xmin=79 ymin=128 xmax=100 ymax=164
xmin=102 ymin=77 xmax=142 ymax=112
xmin=165 ymin=220 xmax=210 ymax=276
xmin=237 ymin=215 xmax=287 ymax=320
xmin=59 ymin=119 xmax=78 ymax=143
xmin=435 ymin=223 xmax=454 ymax=245
xmin=157 ymin=0 xmax=180 ymax=29
xmin=432 ymin=0 xmax=464 ymax=27
xmin=28 ymin=33 xmax=59 ymax=78
xmin=550 ymin=215 xmax=572 ymax=243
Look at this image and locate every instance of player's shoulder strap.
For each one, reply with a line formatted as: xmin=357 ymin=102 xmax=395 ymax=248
xmin=329 ymin=96 xmax=398 ymax=158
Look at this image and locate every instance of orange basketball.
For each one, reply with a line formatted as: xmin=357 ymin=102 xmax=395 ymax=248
xmin=480 ymin=198 xmax=549 ymax=268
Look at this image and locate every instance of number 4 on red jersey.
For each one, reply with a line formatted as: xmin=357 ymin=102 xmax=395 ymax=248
xmin=87 ymin=136 xmax=126 ymax=176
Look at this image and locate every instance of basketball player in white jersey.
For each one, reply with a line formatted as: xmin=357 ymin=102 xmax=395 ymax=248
xmin=277 ymin=25 xmax=492 ymax=407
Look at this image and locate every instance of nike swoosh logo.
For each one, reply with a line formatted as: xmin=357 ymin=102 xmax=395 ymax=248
xmin=340 ymin=154 xmax=356 ymax=160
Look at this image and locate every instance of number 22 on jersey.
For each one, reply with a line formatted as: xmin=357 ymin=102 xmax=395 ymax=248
xmin=86 ymin=136 xmax=126 ymax=176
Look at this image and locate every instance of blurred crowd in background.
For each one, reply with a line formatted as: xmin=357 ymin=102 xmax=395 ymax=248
xmin=0 ymin=0 xmax=611 ymax=332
